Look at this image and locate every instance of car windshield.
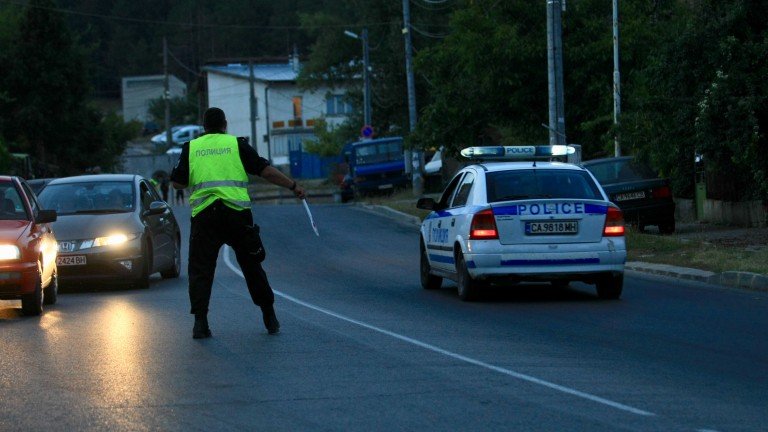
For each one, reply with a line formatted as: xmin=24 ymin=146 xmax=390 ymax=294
xmin=585 ymin=158 xmax=658 ymax=184
xmin=486 ymin=169 xmax=602 ymax=203
xmin=37 ymin=181 xmax=134 ymax=215
xmin=354 ymin=140 xmax=402 ymax=165
xmin=0 ymin=182 xmax=29 ymax=221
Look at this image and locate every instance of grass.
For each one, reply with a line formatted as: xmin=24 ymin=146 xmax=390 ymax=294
xmin=625 ymin=229 xmax=768 ymax=274
xmin=363 ymin=187 xmax=768 ymax=275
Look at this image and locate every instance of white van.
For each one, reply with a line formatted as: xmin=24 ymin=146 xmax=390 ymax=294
xmin=151 ymin=125 xmax=203 ymax=146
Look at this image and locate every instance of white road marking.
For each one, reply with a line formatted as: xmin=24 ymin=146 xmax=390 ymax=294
xmin=224 ymin=246 xmax=655 ymax=417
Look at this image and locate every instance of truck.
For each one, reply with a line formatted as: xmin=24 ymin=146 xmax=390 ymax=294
xmin=340 ymin=137 xmax=408 ymax=201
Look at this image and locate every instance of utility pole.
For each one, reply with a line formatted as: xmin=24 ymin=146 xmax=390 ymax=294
xmin=612 ymin=0 xmax=621 ymax=157
xmin=403 ymin=0 xmax=422 ymax=196
xmin=362 ymin=28 xmax=372 ymax=128
xmin=164 ymin=37 xmax=172 ymax=149
xmin=344 ymin=29 xmax=373 ymax=137
xmin=546 ymin=0 xmax=566 ymax=146
xmin=249 ymin=60 xmax=257 ymax=149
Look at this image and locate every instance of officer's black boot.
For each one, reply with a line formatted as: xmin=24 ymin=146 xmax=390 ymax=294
xmin=193 ymin=314 xmax=212 ymax=339
xmin=261 ymin=306 xmax=280 ymax=335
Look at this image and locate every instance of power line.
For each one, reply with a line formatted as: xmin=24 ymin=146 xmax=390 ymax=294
xmin=410 ymin=24 xmax=449 ymax=39
xmin=0 ymin=0 xmax=399 ymax=30
xmin=410 ymin=0 xmax=454 ymax=11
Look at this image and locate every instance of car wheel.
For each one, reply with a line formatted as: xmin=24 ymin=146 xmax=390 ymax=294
xmin=43 ymin=270 xmax=58 ymax=305
xmin=658 ymin=220 xmax=676 ymax=235
xmin=596 ymin=273 xmax=623 ymax=300
xmin=420 ymin=244 xmax=442 ymax=290
xmin=135 ymin=241 xmax=151 ymax=289
xmin=456 ymin=253 xmax=480 ymax=301
xmin=21 ymin=271 xmax=44 ymax=316
xmin=161 ymin=237 xmax=181 ymax=279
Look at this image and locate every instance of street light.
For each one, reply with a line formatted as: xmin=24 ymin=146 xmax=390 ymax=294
xmin=343 ymin=28 xmax=372 ymax=129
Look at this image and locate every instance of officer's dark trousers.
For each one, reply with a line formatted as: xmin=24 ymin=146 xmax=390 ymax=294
xmin=188 ymin=200 xmax=274 ymax=315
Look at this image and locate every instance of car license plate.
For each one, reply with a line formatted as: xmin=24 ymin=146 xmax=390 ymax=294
xmin=56 ymin=255 xmax=86 ymax=266
xmin=525 ymin=221 xmax=578 ymax=235
xmin=614 ymin=191 xmax=645 ymax=201
xmin=378 ymin=184 xmax=393 ymax=190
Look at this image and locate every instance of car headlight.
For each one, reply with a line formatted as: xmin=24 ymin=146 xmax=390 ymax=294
xmin=0 ymin=245 xmax=21 ymax=260
xmin=90 ymin=233 xmax=139 ymax=248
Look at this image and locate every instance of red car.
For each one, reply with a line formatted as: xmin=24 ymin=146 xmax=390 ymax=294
xmin=0 ymin=176 xmax=59 ymax=315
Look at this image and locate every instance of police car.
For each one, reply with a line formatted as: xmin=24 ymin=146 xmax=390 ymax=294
xmin=417 ymin=145 xmax=626 ymax=301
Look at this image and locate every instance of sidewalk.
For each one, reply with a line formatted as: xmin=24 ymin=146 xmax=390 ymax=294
xmin=360 ymin=204 xmax=768 ymax=293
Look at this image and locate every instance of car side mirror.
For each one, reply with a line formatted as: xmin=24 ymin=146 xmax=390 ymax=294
xmin=143 ymin=201 xmax=169 ymax=217
xmin=416 ymin=197 xmax=437 ymax=210
xmin=35 ymin=209 xmax=57 ymax=224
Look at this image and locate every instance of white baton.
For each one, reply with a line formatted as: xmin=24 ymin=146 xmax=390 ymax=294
xmin=302 ymin=199 xmax=320 ymax=237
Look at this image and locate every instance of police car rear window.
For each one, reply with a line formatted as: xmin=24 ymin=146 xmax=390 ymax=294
xmin=486 ymin=169 xmax=602 ymax=203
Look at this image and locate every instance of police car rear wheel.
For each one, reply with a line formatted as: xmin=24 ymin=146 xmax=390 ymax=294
xmin=420 ymin=245 xmax=442 ymax=290
xmin=596 ymin=273 xmax=623 ymax=299
xmin=456 ymin=253 xmax=479 ymax=301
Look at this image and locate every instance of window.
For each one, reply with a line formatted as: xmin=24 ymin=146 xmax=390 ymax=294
xmin=0 ymin=184 xmax=26 ymax=220
xmin=292 ymin=96 xmax=303 ymax=119
xmin=37 ymin=181 xmax=135 ymax=215
xmin=451 ymin=172 xmax=475 ymax=207
xmin=486 ymin=170 xmax=602 ymax=203
xmin=353 ymin=140 xmax=403 ymax=165
xmin=326 ymin=95 xmax=353 ymax=116
xmin=438 ymin=173 xmax=465 ymax=209
xmin=21 ymin=182 xmax=39 ymax=217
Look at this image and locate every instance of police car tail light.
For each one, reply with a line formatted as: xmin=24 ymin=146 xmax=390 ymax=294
xmin=603 ymin=206 xmax=625 ymax=237
xmin=470 ymin=209 xmax=499 ymax=240
xmin=652 ymin=186 xmax=672 ymax=198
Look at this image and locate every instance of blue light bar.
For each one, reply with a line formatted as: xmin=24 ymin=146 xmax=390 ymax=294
xmin=460 ymin=145 xmax=575 ymax=160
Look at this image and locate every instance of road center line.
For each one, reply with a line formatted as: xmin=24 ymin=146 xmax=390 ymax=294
xmin=224 ymin=246 xmax=655 ymax=417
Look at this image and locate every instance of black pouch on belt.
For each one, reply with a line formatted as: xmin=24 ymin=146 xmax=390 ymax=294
xmin=245 ymin=224 xmax=266 ymax=262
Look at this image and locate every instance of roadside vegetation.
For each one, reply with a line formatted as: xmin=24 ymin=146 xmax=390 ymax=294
xmin=625 ymin=230 xmax=768 ymax=275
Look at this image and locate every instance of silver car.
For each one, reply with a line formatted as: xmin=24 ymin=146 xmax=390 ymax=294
xmin=37 ymin=174 xmax=181 ymax=288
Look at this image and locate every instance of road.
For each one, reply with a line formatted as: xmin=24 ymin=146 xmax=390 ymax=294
xmin=1 ymin=203 xmax=767 ymax=431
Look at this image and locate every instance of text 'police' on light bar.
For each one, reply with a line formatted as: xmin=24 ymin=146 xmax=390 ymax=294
xmin=460 ymin=145 xmax=576 ymax=160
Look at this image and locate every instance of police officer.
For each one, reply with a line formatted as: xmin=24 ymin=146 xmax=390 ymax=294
xmin=171 ymin=107 xmax=305 ymax=338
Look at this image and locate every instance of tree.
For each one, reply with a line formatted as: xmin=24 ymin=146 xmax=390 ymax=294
xmin=623 ymin=0 xmax=768 ymax=200
xmin=413 ymin=1 xmax=547 ymax=155
xmin=0 ymin=139 xmax=11 ymax=174
xmin=0 ymin=0 xmax=133 ymax=175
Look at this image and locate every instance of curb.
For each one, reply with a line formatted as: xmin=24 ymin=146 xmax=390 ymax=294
xmin=358 ymin=204 xmax=422 ymax=227
xmin=627 ymin=262 xmax=768 ymax=292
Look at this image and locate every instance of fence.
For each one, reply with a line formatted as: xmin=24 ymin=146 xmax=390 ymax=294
xmin=289 ymin=151 xmax=342 ymax=180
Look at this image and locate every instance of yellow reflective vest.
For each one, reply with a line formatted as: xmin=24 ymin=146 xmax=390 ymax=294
xmin=188 ymin=133 xmax=251 ymax=217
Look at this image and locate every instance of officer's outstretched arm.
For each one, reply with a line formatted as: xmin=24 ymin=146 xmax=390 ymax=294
xmin=260 ymin=166 xmax=306 ymax=199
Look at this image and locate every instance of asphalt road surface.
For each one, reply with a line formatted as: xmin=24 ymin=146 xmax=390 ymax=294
xmin=1 ymin=203 xmax=766 ymax=431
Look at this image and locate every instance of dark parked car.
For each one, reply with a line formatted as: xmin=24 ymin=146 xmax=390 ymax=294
xmin=582 ymin=156 xmax=675 ymax=234
xmin=36 ymin=174 xmax=181 ymax=288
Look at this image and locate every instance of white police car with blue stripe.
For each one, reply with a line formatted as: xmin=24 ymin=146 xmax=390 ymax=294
xmin=417 ymin=145 xmax=626 ymax=301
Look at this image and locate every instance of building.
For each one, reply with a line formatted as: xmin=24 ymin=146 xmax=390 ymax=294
xmin=203 ymin=57 xmax=353 ymax=167
xmin=121 ymin=75 xmax=187 ymax=123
